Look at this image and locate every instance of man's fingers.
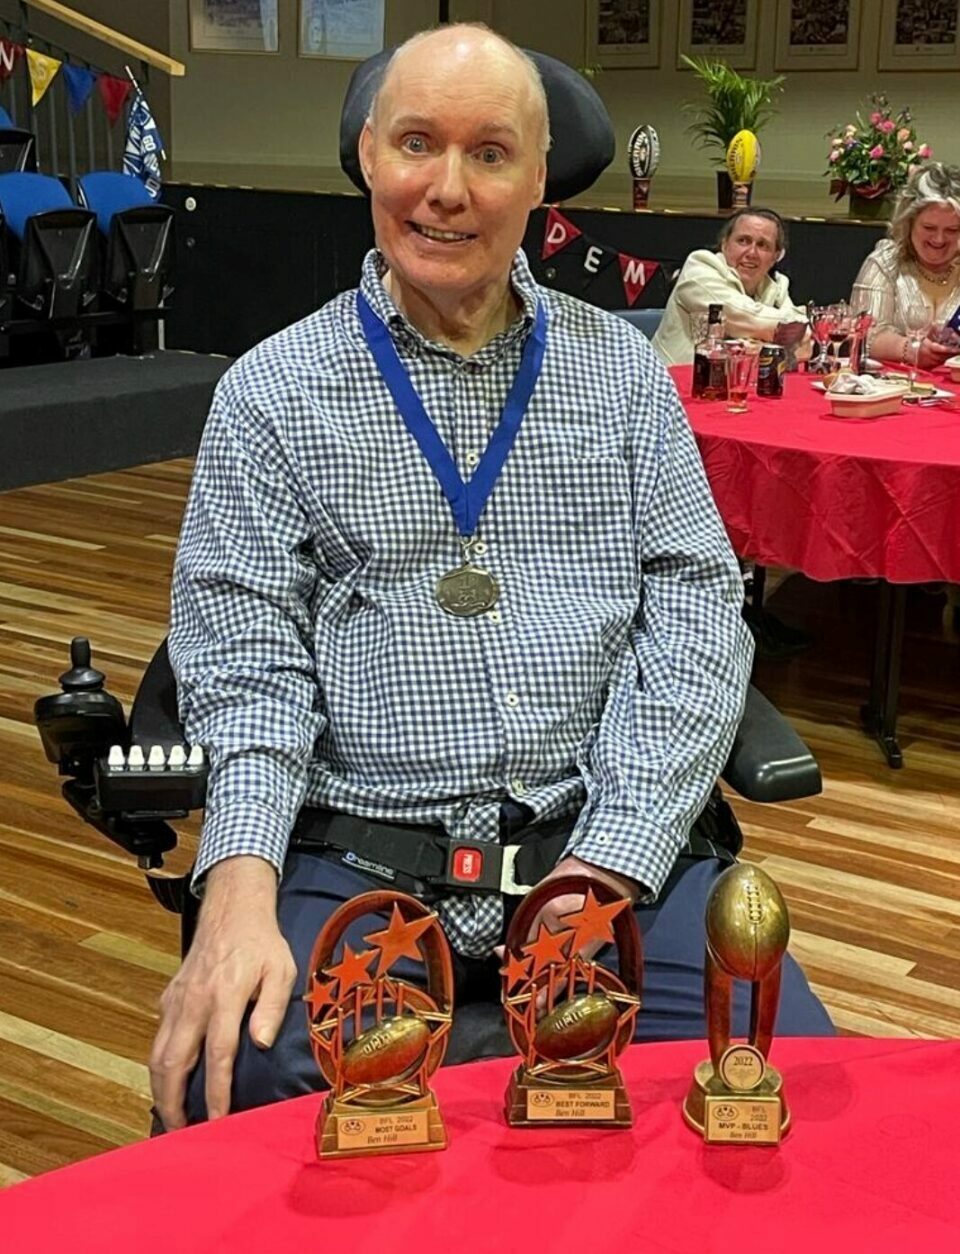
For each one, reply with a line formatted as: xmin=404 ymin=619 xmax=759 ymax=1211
xmin=248 ymin=951 xmax=297 ymax=1049
xmin=149 ymin=992 xmax=203 ymax=1132
xmin=204 ymin=1004 xmax=244 ymax=1122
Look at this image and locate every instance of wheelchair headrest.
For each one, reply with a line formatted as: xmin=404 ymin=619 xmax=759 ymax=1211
xmin=340 ymin=45 xmax=615 ymax=204
xmin=0 ymin=171 xmax=73 ymax=239
xmin=78 ymin=171 xmax=156 ymax=235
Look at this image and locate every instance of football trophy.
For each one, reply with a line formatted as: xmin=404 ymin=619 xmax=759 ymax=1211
xmin=501 ymin=875 xmax=642 ymax=1126
xmin=726 ymin=129 xmax=760 ymax=209
xmin=306 ymin=890 xmax=454 ymax=1159
xmin=683 ymin=864 xmax=791 ymax=1145
xmin=627 ymin=123 xmax=660 ymax=209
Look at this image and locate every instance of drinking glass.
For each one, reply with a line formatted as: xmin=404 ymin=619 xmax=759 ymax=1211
xmin=724 ymin=341 xmax=760 ymax=413
xmin=903 ymin=300 xmax=933 ymax=388
xmin=808 ymin=303 xmax=837 ymax=373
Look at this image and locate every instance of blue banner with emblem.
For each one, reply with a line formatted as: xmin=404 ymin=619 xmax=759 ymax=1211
xmin=122 ymin=87 xmax=164 ymax=198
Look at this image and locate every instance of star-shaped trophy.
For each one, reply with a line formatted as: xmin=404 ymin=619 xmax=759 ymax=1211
xmin=501 ymin=876 xmax=642 ymax=1126
xmin=305 ymin=890 xmax=454 ymax=1159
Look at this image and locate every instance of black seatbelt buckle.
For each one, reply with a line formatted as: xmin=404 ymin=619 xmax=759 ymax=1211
xmin=443 ymin=840 xmax=533 ymax=895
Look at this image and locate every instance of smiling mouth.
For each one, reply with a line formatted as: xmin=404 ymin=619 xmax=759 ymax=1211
xmin=411 ymin=223 xmax=476 ymax=243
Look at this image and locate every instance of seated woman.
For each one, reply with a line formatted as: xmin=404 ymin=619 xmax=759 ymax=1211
xmin=851 ymin=163 xmax=960 ymax=369
xmin=652 ymin=208 xmax=809 ymax=366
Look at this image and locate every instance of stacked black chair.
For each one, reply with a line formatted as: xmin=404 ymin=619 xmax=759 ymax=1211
xmin=0 ymin=104 xmax=37 ymax=173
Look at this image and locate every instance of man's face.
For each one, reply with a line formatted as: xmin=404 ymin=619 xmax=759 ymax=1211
xmin=359 ymin=35 xmax=546 ymax=313
xmin=721 ymin=215 xmax=782 ymax=295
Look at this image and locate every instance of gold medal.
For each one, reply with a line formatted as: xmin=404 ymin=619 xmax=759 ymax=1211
xmin=436 ymin=564 xmax=500 ymax=617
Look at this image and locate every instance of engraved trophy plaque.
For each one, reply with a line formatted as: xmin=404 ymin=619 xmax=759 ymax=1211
xmin=501 ymin=876 xmax=641 ymax=1126
xmin=306 ymin=890 xmax=454 ymax=1159
xmin=726 ymin=129 xmax=760 ymax=210
xmin=683 ymin=864 xmax=791 ymax=1145
xmin=627 ymin=123 xmax=661 ymax=210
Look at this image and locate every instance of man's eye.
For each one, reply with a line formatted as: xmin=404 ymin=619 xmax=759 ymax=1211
xmin=477 ymin=146 xmax=504 ymax=164
xmin=403 ymin=135 xmax=428 ymax=154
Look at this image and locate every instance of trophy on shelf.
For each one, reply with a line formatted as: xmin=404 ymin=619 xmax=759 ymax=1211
xmin=627 ymin=123 xmax=661 ymax=210
xmin=306 ymin=890 xmax=454 ymax=1159
xmin=501 ymin=876 xmax=642 ymax=1126
xmin=726 ymin=129 xmax=760 ymax=210
xmin=683 ymin=864 xmax=791 ymax=1146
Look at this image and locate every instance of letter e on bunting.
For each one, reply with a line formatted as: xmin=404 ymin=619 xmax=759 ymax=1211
xmin=618 ymin=254 xmax=660 ymax=307
xmin=541 ymin=207 xmax=582 ymax=260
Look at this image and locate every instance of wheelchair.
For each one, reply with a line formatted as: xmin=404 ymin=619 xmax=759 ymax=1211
xmin=32 ymin=45 xmax=821 ymax=955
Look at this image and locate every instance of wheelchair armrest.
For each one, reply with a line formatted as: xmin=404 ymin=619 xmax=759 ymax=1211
xmin=130 ymin=638 xmax=186 ymax=748
xmin=721 ymin=684 xmax=822 ymax=803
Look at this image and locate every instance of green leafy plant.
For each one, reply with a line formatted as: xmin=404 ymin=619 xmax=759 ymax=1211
xmin=826 ymin=93 xmax=931 ymax=201
xmin=681 ymin=55 xmax=785 ymax=166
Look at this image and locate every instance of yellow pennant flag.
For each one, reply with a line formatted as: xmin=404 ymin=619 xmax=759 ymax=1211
xmin=26 ymin=47 xmax=61 ymax=107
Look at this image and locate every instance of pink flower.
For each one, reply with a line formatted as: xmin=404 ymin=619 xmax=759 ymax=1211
xmin=919 ymin=143 xmax=932 ymax=158
xmin=829 ymin=149 xmax=841 ymax=163
xmin=903 ymin=140 xmax=914 ymax=152
xmin=870 ymin=111 xmax=883 ymax=125
xmin=897 ymin=127 xmax=911 ymax=142
xmin=869 ymin=144 xmax=885 ymax=159
xmin=831 ymin=136 xmax=843 ymax=147
xmin=879 ymin=119 xmax=896 ymax=134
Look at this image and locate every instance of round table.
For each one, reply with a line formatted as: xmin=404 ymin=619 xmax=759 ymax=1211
xmin=675 ymin=366 xmax=960 ymax=765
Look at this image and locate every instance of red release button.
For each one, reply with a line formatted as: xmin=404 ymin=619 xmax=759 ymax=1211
xmin=452 ymin=847 xmax=483 ymax=882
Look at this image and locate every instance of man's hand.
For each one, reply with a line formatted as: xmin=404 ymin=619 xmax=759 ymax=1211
xmin=532 ymin=855 xmax=639 ymax=963
xmin=149 ymin=856 xmax=297 ymax=1131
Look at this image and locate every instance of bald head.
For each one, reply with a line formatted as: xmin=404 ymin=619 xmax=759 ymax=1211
xmin=368 ymin=24 xmax=550 ymax=158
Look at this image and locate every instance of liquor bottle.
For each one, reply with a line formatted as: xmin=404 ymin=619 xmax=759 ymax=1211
xmin=692 ymin=304 xmax=728 ymax=400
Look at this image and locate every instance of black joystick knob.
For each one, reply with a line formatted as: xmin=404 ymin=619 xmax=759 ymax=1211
xmin=59 ymin=637 xmax=106 ymax=693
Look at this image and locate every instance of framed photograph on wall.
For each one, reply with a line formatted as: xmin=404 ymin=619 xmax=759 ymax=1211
xmin=585 ymin=0 xmax=661 ymax=69
xmin=677 ymin=0 xmax=758 ymax=69
xmin=774 ymin=0 xmax=862 ymax=70
xmin=879 ymin=0 xmax=960 ymax=70
xmin=300 ymin=0 xmax=386 ymax=60
xmin=189 ymin=0 xmax=279 ymax=54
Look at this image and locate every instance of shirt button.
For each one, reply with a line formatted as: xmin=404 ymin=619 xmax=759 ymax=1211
xmin=465 ymin=449 xmax=480 ymax=467
xmin=595 ymin=834 xmax=610 ymax=846
xmin=487 ymin=609 xmax=502 ymax=624
xmin=472 ymin=541 xmax=488 ymax=556
xmin=505 ymin=691 xmax=520 ymax=708
xmin=511 ymin=777 xmax=527 ymax=796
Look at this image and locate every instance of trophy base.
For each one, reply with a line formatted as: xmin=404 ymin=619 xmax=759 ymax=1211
xmin=683 ymin=1059 xmax=790 ymax=1145
xmin=505 ymin=1066 xmax=632 ymax=1127
xmin=316 ymin=1090 xmax=446 ymax=1159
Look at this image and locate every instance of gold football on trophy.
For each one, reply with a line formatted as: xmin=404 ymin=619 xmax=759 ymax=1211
xmin=705 ymin=864 xmax=789 ymax=981
xmin=534 ymin=992 xmax=619 ymax=1062
xmin=341 ymin=1014 xmax=432 ymax=1087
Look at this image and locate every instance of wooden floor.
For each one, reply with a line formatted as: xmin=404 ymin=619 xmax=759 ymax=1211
xmin=0 ymin=461 xmax=957 ymax=1185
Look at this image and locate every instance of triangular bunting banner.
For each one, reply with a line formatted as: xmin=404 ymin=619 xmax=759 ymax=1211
xmin=0 ymin=38 xmax=23 ymax=83
xmin=62 ymin=63 xmax=96 ymax=114
xmin=123 ymin=88 xmax=164 ymax=198
xmin=580 ymin=241 xmax=617 ymax=289
xmin=618 ymin=254 xmax=660 ymax=307
xmin=98 ymin=73 xmax=132 ymax=125
xmin=26 ymin=48 xmax=61 ymax=107
xmin=541 ymin=207 xmax=582 ymax=260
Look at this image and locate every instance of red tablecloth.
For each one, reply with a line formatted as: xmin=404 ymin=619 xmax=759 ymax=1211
xmin=675 ymin=366 xmax=960 ymax=582
xmin=2 ymin=1038 xmax=958 ymax=1253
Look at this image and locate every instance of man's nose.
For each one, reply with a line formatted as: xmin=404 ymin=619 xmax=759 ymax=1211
xmin=428 ymin=149 xmax=468 ymax=208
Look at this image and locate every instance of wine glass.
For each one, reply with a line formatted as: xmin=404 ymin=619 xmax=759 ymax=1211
xmin=807 ymin=303 xmax=835 ymax=373
xmin=903 ymin=300 xmax=933 ymax=388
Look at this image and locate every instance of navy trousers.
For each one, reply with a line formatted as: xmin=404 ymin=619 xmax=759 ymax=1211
xmin=184 ymin=848 xmax=834 ymax=1123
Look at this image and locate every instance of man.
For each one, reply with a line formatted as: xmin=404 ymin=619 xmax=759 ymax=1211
xmin=151 ymin=25 xmax=831 ymax=1132
xmin=652 ymin=208 xmax=810 ymax=366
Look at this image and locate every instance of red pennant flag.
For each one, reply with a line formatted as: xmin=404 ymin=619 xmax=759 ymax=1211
xmin=618 ymin=254 xmax=660 ymax=307
xmin=98 ymin=73 xmax=133 ymax=125
xmin=0 ymin=38 xmax=24 ymax=83
xmin=541 ymin=207 xmax=582 ymax=260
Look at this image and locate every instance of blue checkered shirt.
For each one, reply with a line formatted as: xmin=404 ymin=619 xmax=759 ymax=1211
xmin=170 ymin=249 xmax=752 ymax=956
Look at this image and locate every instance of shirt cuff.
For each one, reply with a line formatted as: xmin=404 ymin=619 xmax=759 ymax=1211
xmin=564 ymin=807 xmax=684 ymax=903
xmin=191 ymin=799 xmax=292 ymax=893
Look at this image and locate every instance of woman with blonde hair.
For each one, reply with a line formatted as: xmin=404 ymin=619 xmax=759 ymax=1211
xmin=851 ymin=163 xmax=960 ymax=369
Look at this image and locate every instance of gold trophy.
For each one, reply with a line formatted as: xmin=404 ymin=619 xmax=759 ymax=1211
xmin=501 ymin=875 xmax=641 ymax=1126
xmin=305 ymin=890 xmax=454 ymax=1159
xmin=726 ymin=129 xmax=760 ymax=210
xmin=683 ymin=864 xmax=791 ymax=1145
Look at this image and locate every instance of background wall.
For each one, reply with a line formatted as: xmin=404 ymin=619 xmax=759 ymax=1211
xmin=10 ymin=2 xmax=958 ymax=211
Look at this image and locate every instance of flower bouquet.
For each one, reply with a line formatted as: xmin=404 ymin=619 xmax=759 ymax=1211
xmin=825 ymin=94 xmax=930 ymax=214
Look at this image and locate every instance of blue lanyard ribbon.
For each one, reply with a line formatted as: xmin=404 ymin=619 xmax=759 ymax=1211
xmin=357 ymin=291 xmax=547 ymax=539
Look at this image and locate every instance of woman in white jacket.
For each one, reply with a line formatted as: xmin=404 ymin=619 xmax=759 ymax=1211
xmin=653 ymin=208 xmax=809 ymax=366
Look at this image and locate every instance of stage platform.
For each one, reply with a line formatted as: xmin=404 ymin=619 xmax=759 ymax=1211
xmin=0 ymin=351 xmax=232 ymax=491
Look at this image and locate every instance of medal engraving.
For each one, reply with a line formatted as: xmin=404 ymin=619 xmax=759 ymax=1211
xmin=436 ymin=564 xmax=500 ymax=617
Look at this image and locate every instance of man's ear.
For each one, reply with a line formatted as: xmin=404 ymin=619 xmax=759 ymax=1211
xmin=358 ymin=122 xmax=375 ymax=191
xmin=531 ymin=159 xmax=547 ymax=209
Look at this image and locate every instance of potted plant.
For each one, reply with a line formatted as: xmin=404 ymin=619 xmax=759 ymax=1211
xmin=681 ymin=56 xmax=785 ymax=209
xmin=826 ymin=93 xmax=931 ymax=220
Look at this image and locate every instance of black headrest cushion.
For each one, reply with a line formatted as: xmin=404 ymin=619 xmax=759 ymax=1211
xmin=339 ymin=46 xmax=615 ymax=203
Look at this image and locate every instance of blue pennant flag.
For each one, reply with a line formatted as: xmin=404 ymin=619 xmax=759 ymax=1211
xmin=123 ymin=87 xmax=164 ymax=198
xmin=61 ymin=63 xmax=95 ymax=114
